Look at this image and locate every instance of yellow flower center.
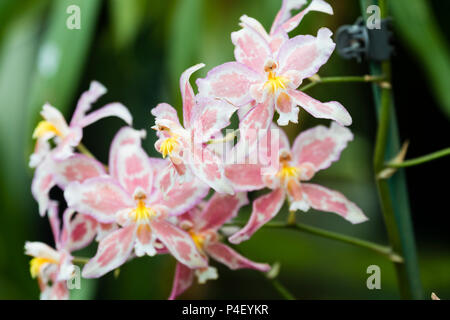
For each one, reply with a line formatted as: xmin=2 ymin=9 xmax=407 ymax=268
xmin=32 ymin=121 xmax=62 ymax=139
xmin=130 ymin=200 xmax=156 ymax=222
xmin=189 ymin=231 xmax=205 ymax=251
xmin=264 ymin=71 xmax=289 ymax=94
xmin=277 ymin=165 xmax=300 ymax=181
xmin=159 ymin=136 xmax=179 ymax=158
xmin=29 ymin=257 xmax=56 ymax=279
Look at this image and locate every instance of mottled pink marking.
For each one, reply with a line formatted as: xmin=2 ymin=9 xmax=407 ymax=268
xmin=298 ymin=137 xmax=336 ymax=168
xmin=212 ymin=72 xmax=251 ymax=98
xmin=82 ymin=184 xmax=127 ymax=213
xmin=64 ymin=162 xmax=100 ymax=182
xmin=125 ymin=154 xmax=145 ymax=175
xmin=283 ymin=43 xmax=317 ymax=73
xmin=71 ymin=222 xmax=87 ymax=242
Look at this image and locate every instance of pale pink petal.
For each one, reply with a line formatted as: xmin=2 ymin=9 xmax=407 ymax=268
xmin=157 ymin=176 xmax=209 ymax=216
xmin=239 ymin=15 xmax=270 ymax=42
xmin=31 ymin=156 xmax=56 ymax=216
xmin=61 ymin=210 xmax=98 ymax=252
xmin=151 ymin=103 xmax=180 ymax=125
xmin=273 ymin=0 xmax=333 ymax=35
xmin=278 ymin=28 xmax=335 ymax=80
xmin=43 ymin=281 xmax=69 ymax=300
xmin=52 ymin=127 xmax=82 ymax=161
xmin=205 ymin=241 xmax=270 ymax=272
xmin=231 ymin=23 xmax=272 ymax=73
xmin=114 ymin=144 xmax=153 ymax=195
xmin=108 ymin=126 xmax=146 ymax=180
xmin=225 ymin=164 xmax=265 ymax=192
xmin=180 ymin=63 xmax=205 ymax=128
xmin=29 ymin=137 xmax=51 ymax=168
xmin=70 ymin=81 xmax=107 ymax=126
xmin=77 ymin=103 xmax=132 ymax=128
xmin=229 ymin=188 xmax=285 ymax=244
xmin=288 ymin=89 xmax=352 ymax=126
xmin=291 ymin=122 xmax=353 ymax=175
xmin=169 ymin=262 xmax=195 ymax=300
xmin=196 ymin=62 xmax=263 ymax=106
xmin=41 ymin=103 xmax=70 ymax=136
xmin=82 ymin=225 xmax=136 ymax=278
xmin=270 ymin=0 xmax=308 ymax=35
xmin=189 ymin=143 xmax=234 ymax=194
xmin=53 ymin=154 xmax=106 ymax=188
xmin=286 ymin=180 xmax=311 ymax=212
xmin=302 ymin=183 xmax=368 ymax=224
xmin=47 ymin=201 xmax=61 ymax=247
xmin=64 ymin=177 xmax=133 ymax=223
xmin=193 ymin=97 xmax=237 ymax=142
xmin=196 ymin=192 xmax=248 ymax=231
xmin=151 ymin=218 xmax=207 ymax=268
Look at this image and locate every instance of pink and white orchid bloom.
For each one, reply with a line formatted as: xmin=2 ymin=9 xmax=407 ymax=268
xmin=169 ymin=193 xmax=270 ymax=300
xmin=152 ymin=64 xmax=237 ymax=195
xmin=64 ymin=127 xmax=209 ymax=278
xmin=25 ymin=201 xmax=97 ymax=300
xmin=30 ymin=81 xmax=132 ymax=168
xmin=197 ymin=3 xmax=351 ymax=129
xmin=227 ymin=122 xmax=368 ymax=244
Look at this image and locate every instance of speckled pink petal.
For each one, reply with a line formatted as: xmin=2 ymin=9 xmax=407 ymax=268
xmin=229 ymin=188 xmax=285 ymax=244
xmin=31 ymin=156 xmax=57 ymax=217
xmin=288 ymin=89 xmax=352 ymax=126
xmin=231 ymin=23 xmax=271 ymax=73
xmin=278 ymin=28 xmax=335 ymax=80
xmin=275 ymin=91 xmax=299 ymax=126
xmin=64 ymin=177 xmax=133 ymax=223
xmin=302 ymin=183 xmax=368 ymax=224
xmin=205 ymin=241 xmax=270 ymax=272
xmin=291 ymin=122 xmax=353 ymax=175
xmin=180 ymin=64 xmax=205 ymax=128
xmin=53 ymin=154 xmax=106 ymax=188
xmin=77 ymin=102 xmax=132 ymax=128
xmin=196 ymin=192 xmax=248 ymax=231
xmin=70 ymin=81 xmax=107 ymax=126
xmin=151 ymin=218 xmax=207 ymax=269
xmin=169 ymin=262 xmax=195 ymax=300
xmin=61 ymin=210 xmax=98 ymax=252
xmin=225 ymin=164 xmax=265 ymax=192
xmin=82 ymin=225 xmax=136 ymax=278
xmin=197 ymin=62 xmax=263 ymax=106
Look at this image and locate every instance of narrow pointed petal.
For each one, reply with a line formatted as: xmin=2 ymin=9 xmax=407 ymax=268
xmin=70 ymin=81 xmax=107 ymax=126
xmin=197 ymin=62 xmax=262 ymax=106
xmin=231 ymin=23 xmax=271 ymax=72
xmin=77 ymin=103 xmax=132 ymax=128
xmin=196 ymin=192 xmax=248 ymax=231
xmin=31 ymin=157 xmax=56 ymax=217
xmin=278 ymin=28 xmax=335 ymax=80
xmin=151 ymin=103 xmax=180 ymax=125
xmin=302 ymin=183 xmax=368 ymax=224
xmin=180 ymin=64 xmax=205 ymax=128
xmin=82 ymin=225 xmax=136 ymax=278
xmin=47 ymin=201 xmax=61 ymax=247
xmin=64 ymin=177 xmax=133 ymax=223
xmin=291 ymin=122 xmax=353 ymax=175
xmin=288 ymin=89 xmax=352 ymax=126
xmin=229 ymin=188 xmax=285 ymax=244
xmin=169 ymin=262 xmax=195 ymax=300
xmin=205 ymin=241 xmax=270 ymax=272
xmin=151 ymin=219 xmax=207 ymax=269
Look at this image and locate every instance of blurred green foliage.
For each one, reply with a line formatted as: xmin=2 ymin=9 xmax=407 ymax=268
xmin=0 ymin=0 xmax=449 ymax=300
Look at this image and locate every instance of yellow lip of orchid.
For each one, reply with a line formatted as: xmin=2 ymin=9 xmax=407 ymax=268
xmin=189 ymin=231 xmax=205 ymax=251
xmin=32 ymin=120 xmax=62 ymax=139
xmin=264 ymin=71 xmax=289 ymax=94
xmin=130 ymin=193 xmax=157 ymax=222
xmin=29 ymin=257 xmax=57 ymax=279
xmin=277 ymin=165 xmax=301 ymax=181
xmin=159 ymin=136 xmax=179 ymax=158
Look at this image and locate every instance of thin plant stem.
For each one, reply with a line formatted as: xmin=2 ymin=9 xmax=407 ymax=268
xmin=76 ymin=143 xmax=96 ymax=159
xmin=227 ymin=221 xmax=402 ymax=262
xmin=387 ymin=147 xmax=450 ymax=168
xmin=269 ymin=278 xmax=295 ymax=300
xmin=300 ymin=75 xmax=386 ymax=92
xmin=72 ymin=256 xmax=90 ymax=264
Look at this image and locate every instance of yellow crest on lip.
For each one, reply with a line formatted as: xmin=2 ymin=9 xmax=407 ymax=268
xmin=32 ymin=121 xmax=61 ymax=139
xmin=159 ymin=136 xmax=179 ymax=158
xmin=189 ymin=231 xmax=205 ymax=250
xmin=29 ymin=257 xmax=56 ymax=278
xmin=277 ymin=165 xmax=300 ymax=181
xmin=264 ymin=72 xmax=289 ymax=93
xmin=130 ymin=200 xmax=156 ymax=221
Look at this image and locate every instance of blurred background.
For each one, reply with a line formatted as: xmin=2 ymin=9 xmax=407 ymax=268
xmin=0 ymin=0 xmax=449 ymax=299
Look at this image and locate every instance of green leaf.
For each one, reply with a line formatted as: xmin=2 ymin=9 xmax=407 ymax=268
xmin=390 ymin=0 xmax=450 ymax=118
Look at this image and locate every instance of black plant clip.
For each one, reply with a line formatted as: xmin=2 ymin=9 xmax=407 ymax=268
xmin=335 ymin=17 xmax=394 ymax=62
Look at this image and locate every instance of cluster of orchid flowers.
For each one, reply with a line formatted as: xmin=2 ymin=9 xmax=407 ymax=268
xmin=25 ymin=0 xmax=368 ymax=300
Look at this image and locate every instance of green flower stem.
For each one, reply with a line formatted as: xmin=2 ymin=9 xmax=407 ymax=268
xmin=72 ymin=256 xmax=90 ymax=264
xmin=362 ymin=0 xmax=423 ymax=299
xmin=76 ymin=143 xmax=96 ymax=159
xmin=269 ymin=278 xmax=295 ymax=300
xmin=300 ymin=75 xmax=387 ymax=92
xmin=228 ymin=221 xmax=402 ymax=262
xmin=387 ymin=147 xmax=450 ymax=168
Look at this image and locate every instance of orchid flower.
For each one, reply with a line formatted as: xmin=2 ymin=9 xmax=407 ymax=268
xmin=30 ymin=81 xmax=132 ymax=168
xmin=227 ymin=122 xmax=368 ymax=244
xmin=169 ymin=193 xmax=270 ymax=300
xmin=24 ymin=201 xmax=97 ymax=300
xmin=151 ymin=64 xmax=237 ymax=195
xmin=196 ymin=3 xmax=351 ymax=130
xmin=64 ymin=127 xmax=209 ymax=278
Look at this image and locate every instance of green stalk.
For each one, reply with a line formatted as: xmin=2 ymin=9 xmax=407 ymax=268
xmin=387 ymin=147 xmax=450 ymax=168
xmin=361 ymin=0 xmax=423 ymax=299
xmin=300 ymin=75 xmax=386 ymax=92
